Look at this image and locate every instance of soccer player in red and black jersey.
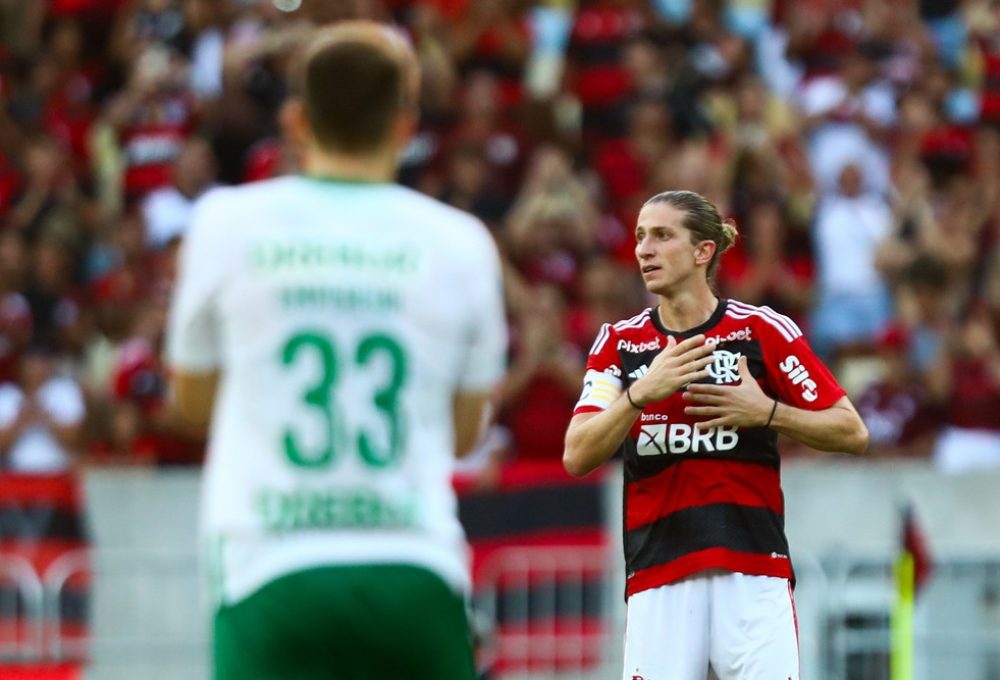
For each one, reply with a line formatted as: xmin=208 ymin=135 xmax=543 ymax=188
xmin=563 ymin=190 xmax=869 ymax=680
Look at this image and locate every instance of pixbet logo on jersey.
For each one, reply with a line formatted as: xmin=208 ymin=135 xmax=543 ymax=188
xmin=705 ymin=325 xmax=752 ymax=346
xmin=637 ymin=416 xmax=739 ymax=456
xmin=779 ymin=354 xmax=818 ymax=402
xmin=618 ymin=338 xmax=661 ymax=353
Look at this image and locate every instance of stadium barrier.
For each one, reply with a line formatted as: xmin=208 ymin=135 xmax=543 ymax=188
xmin=5 ymin=461 xmax=1000 ymax=679
xmin=473 ymin=545 xmax=615 ymax=678
xmin=0 ymin=473 xmax=88 ymax=678
xmin=0 ymin=552 xmax=43 ymax=659
xmin=455 ymin=461 xmax=614 ymax=678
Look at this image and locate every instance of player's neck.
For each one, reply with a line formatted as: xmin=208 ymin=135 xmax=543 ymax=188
xmin=656 ymin=285 xmax=718 ymax=333
xmin=303 ymin=145 xmax=397 ymax=184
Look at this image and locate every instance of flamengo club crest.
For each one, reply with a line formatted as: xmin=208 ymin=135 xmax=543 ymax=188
xmin=707 ymin=349 xmax=741 ymax=384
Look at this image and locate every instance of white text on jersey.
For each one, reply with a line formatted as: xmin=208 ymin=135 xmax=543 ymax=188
xmin=637 ymin=422 xmax=740 ymax=456
xmin=618 ymin=338 xmax=661 ymax=353
xmin=779 ymin=354 xmax=818 ymax=402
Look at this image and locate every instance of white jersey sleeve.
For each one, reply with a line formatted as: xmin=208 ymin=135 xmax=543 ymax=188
xmin=166 ymin=190 xmax=231 ymax=372
xmin=455 ymin=226 xmax=506 ymax=392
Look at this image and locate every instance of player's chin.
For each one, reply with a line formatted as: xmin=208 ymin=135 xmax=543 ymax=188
xmin=643 ymin=278 xmax=671 ymax=296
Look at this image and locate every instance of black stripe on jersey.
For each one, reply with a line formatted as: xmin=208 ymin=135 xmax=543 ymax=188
xmin=624 ymin=503 xmax=789 ymax=572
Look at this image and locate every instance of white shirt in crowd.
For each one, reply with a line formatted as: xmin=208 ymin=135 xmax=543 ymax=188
xmin=143 ymin=184 xmax=217 ymax=249
xmin=813 ymin=192 xmax=893 ymax=296
xmin=798 ymin=75 xmax=896 ymax=195
xmin=0 ymin=377 xmax=85 ymax=472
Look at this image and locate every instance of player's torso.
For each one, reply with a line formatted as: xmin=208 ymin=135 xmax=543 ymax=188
xmin=615 ymin=304 xmax=778 ymax=475
xmin=203 ymin=178 xmax=473 ymax=535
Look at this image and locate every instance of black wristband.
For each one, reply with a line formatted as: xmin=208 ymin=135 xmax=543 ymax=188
xmin=626 ymin=385 xmax=645 ymax=410
xmin=765 ymin=398 xmax=778 ymax=428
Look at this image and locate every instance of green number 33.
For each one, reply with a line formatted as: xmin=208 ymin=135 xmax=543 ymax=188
xmin=280 ymin=331 xmax=407 ymax=469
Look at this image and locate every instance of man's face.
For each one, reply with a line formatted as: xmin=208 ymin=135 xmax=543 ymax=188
xmin=634 ymin=202 xmax=705 ymax=296
xmin=20 ymin=353 xmax=53 ymax=394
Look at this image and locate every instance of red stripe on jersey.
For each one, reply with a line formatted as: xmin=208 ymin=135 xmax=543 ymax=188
xmin=625 ymin=458 xmax=782 ymax=531
xmin=625 ymin=547 xmax=793 ymax=597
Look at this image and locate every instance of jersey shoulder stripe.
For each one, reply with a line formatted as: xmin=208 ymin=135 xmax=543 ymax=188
xmin=727 ymin=300 xmax=802 ymax=338
xmin=613 ymin=308 xmax=652 ymax=332
xmin=592 ymin=309 xmax=653 ymax=355
xmin=590 ymin=323 xmax=612 ymax=355
xmin=725 ymin=301 xmax=801 ymax=342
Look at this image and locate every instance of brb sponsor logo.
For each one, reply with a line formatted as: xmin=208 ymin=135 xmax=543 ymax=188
xmin=637 ymin=417 xmax=739 ymax=456
xmin=618 ymin=338 xmax=661 ymax=353
xmin=779 ymin=354 xmax=818 ymax=402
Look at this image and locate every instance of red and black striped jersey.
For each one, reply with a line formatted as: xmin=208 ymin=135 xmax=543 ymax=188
xmin=573 ymin=298 xmax=845 ymax=598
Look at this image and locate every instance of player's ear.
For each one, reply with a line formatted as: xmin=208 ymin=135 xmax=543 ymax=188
xmin=390 ymin=106 xmax=418 ymax=152
xmin=280 ymin=97 xmax=310 ymax=150
xmin=694 ymin=240 xmax=717 ymax=267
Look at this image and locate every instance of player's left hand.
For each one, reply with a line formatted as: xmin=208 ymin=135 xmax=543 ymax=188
xmin=682 ymin=355 xmax=773 ymax=430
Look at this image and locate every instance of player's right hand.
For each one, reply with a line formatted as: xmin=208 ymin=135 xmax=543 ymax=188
xmin=628 ymin=334 xmax=715 ymax=406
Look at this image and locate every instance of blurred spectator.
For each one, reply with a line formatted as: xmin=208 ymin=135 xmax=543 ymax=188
xmin=0 ymin=0 xmax=996 ymax=467
xmin=854 ymin=325 xmax=939 ymax=458
xmin=180 ymin=0 xmax=231 ymax=101
xmin=7 ymin=136 xmax=95 ymax=243
xmin=893 ymin=255 xmax=953 ymax=374
xmin=810 ymin=162 xmax=893 ymax=360
xmin=566 ymin=256 xmax=644 ymax=353
xmin=0 ymin=232 xmax=32 ymax=383
xmin=565 ymin=0 xmax=645 ymax=139
xmin=445 ymin=0 xmax=531 ymax=108
xmin=595 ymin=94 xmax=676 ymax=230
xmin=498 ymin=284 xmax=584 ymax=461
xmin=24 ymin=234 xmax=86 ymax=355
xmin=210 ymin=20 xmax=309 ymax=183
xmin=438 ymin=140 xmax=511 ymax=228
xmin=504 ymin=146 xmax=599 ymax=300
xmin=141 ymin=135 xmax=217 ymax=248
xmin=968 ymin=0 xmax=1000 ymax=126
xmin=445 ymin=70 xmax=530 ymax=201
xmin=716 ymin=199 xmax=813 ymax=323
xmin=783 ymin=1 xmax=861 ymax=82
xmin=927 ymin=311 xmax=1000 ymax=473
xmin=798 ymin=44 xmax=896 ymax=196
xmin=100 ymin=43 xmax=199 ymax=205
xmin=0 ymin=342 xmax=84 ymax=472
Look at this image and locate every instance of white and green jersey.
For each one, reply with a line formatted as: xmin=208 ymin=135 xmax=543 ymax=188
xmin=166 ymin=176 xmax=506 ymax=607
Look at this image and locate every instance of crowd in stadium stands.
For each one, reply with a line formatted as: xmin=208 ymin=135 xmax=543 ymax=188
xmin=0 ymin=0 xmax=999 ymax=475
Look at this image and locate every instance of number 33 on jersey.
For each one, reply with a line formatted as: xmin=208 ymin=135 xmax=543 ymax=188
xmin=166 ymin=178 xmax=507 ymax=605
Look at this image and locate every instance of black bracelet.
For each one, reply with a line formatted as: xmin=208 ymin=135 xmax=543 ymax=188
xmin=626 ymin=385 xmax=645 ymax=410
xmin=765 ymin=398 xmax=778 ymax=428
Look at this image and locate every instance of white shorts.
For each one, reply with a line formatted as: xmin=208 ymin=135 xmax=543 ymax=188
xmin=622 ymin=571 xmax=799 ymax=680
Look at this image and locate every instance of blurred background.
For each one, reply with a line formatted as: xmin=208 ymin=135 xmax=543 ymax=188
xmin=0 ymin=0 xmax=998 ymax=678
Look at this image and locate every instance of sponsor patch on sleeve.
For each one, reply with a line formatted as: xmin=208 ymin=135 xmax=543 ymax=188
xmin=576 ymin=368 xmax=624 ymax=411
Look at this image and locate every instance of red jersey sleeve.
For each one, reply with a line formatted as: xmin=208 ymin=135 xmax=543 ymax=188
xmin=756 ymin=309 xmax=846 ymax=410
xmin=573 ymin=323 xmax=625 ymax=415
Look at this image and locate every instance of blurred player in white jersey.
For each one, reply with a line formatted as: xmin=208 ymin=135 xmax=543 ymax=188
xmin=564 ymin=190 xmax=869 ymax=680
xmin=166 ymin=22 xmax=505 ymax=680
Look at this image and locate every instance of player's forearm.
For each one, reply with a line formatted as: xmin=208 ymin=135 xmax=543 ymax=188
xmin=769 ymin=400 xmax=869 ymax=455
xmin=563 ymin=397 xmax=641 ymax=477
